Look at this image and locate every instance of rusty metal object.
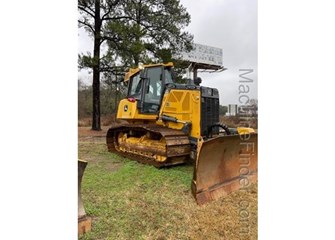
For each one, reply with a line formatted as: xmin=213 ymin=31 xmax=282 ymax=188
xmin=78 ymin=160 xmax=92 ymax=235
xmin=192 ymin=134 xmax=258 ymax=205
xmin=106 ymin=124 xmax=191 ymax=167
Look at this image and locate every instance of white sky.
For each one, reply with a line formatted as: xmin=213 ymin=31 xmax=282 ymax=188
xmin=78 ymin=0 xmax=258 ymax=105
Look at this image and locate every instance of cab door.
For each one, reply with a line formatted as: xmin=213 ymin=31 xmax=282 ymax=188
xmin=141 ymin=66 xmax=164 ymax=113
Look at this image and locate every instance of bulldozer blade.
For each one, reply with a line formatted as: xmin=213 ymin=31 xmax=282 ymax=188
xmin=192 ymin=133 xmax=258 ymax=205
xmin=78 ymin=159 xmax=91 ymax=235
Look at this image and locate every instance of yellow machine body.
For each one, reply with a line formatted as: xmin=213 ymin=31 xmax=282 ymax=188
xmin=124 ymin=62 xmax=174 ymax=82
xmin=108 ymin=62 xmax=258 ymax=204
xmin=117 ymin=99 xmax=157 ymax=122
xmin=117 ymin=88 xmax=202 ymax=139
xmin=157 ymin=89 xmax=202 ymax=138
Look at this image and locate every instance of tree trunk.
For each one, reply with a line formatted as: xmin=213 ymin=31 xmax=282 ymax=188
xmin=92 ymin=0 xmax=101 ymax=131
xmin=134 ymin=55 xmax=139 ymax=66
xmin=134 ymin=4 xmax=141 ymax=66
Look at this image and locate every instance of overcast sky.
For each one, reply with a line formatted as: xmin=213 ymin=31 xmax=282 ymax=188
xmin=78 ymin=0 xmax=257 ymax=105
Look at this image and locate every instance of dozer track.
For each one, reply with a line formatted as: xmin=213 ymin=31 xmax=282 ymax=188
xmin=106 ymin=124 xmax=191 ymax=168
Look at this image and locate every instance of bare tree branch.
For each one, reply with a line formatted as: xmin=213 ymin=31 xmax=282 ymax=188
xmin=78 ymin=20 xmax=95 ymax=34
xmin=100 ymin=35 xmax=121 ymax=45
xmin=78 ymin=5 xmax=95 ymax=18
xmin=101 ymin=0 xmax=121 ymax=20
xmin=102 ymin=16 xmax=133 ymax=22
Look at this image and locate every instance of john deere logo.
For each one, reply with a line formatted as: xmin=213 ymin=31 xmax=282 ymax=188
xmin=124 ymin=105 xmax=128 ymax=112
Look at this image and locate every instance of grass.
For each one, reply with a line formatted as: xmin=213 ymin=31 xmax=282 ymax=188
xmin=78 ymin=128 xmax=257 ymax=240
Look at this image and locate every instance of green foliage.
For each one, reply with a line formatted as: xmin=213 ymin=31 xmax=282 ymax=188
xmin=106 ymin=0 xmax=193 ymax=67
xmin=79 ymin=0 xmax=193 ymax=71
xmin=78 ymin=53 xmax=99 ymax=70
xmin=219 ymin=105 xmax=228 ymax=115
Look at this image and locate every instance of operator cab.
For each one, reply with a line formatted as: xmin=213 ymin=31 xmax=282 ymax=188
xmin=127 ymin=65 xmax=175 ymax=114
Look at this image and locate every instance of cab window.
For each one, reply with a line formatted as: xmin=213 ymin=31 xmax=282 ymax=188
xmin=128 ymin=73 xmax=142 ymax=98
xmin=143 ymin=67 xmax=162 ymax=113
xmin=164 ymin=68 xmax=173 ymax=83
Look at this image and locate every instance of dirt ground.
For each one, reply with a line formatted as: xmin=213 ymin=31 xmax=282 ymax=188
xmin=78 ymin=126 xmax=108 ymax=138
xmin=220 ymin=116 xmax=258 ymax=129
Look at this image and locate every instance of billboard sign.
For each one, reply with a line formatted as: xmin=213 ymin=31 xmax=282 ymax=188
xmin=181 ymin=43 xmax=223 ymax=67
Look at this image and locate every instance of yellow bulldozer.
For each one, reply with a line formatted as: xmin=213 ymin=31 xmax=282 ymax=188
xmin=106 ymin=62 xmax=257 ymax=204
